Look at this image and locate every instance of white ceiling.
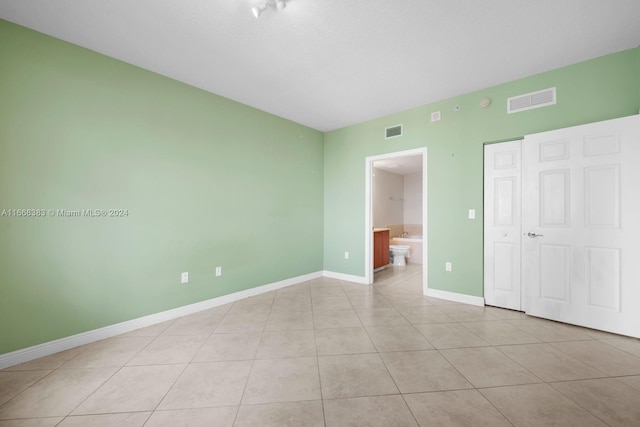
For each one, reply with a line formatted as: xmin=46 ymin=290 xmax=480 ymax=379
xmin=374 ymin=155 xmax=422 ymax=176
xmin=1 ymin=0 xmax=639 ymax=132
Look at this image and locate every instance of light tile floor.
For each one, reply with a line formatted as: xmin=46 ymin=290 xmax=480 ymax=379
xmin=2 ymin=264 xmax=640 ymax=426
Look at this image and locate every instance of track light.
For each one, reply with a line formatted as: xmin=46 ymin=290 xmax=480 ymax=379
xmin=251 ymin=0 xmax=286 ymax=18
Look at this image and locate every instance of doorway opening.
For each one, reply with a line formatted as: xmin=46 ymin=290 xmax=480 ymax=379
xmin=365 ymin=148 xmax=428 ymax=294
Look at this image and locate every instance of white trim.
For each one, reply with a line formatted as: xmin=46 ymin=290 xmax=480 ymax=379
xmin=365 ymin=147 xmax=428 ymax=294
xmin=426 ymin=288 xmax=485 ymax=307
xmin=0 ymin=271 xmax=323 ymax=369
xmin=322 ymin=270 xmax=368 ymax=285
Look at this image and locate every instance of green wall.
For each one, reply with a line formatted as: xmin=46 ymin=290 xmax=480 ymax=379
xmin=0 ymin=20 xmax=324 ymax=354
xmin=1 ymin=17 xmax=639 ymax=356
xmin=324 ymin=46 xmax=640 ymax=296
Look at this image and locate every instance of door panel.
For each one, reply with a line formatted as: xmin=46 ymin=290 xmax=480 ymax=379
xmin=484 ymin=140 xmax=522 ymax=310
xmin=522 ymin=115 xmax=640 ymax=337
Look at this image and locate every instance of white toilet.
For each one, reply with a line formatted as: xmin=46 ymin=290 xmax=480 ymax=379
xmin=389 ymin=245 xmax=410 ymax=266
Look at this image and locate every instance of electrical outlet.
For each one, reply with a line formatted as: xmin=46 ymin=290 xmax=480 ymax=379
xmin=344 ymin=251 xmax=349 ymax=259
xmin=215 ymin=266 xmax=222 ymax=277
xmin=181 ymin=272 xmax=189 ymax=284
xmin=445 ymin=262 xmax=452 ymax=272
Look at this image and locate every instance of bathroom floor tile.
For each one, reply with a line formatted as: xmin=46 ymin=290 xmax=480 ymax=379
xmin=423 ymin=296 xmax=461 ymax=306
xmin=121 ymin=320 xmax=174 ymax=337
xmin=0 ymin=370 xmax=51 ymax=406
xmin=397 ymin=306 xmax=455 ymax=324
xmin=324 ymin=395 xmax=417 ymax=427
xmin=318 ymin=353 xmax=398 ymax=399
xmin=235 ymin=401 xmax=324 ymax=427
xmin=242 ymin=357 xmax=321 ymax=405
xmin=340 ymin=282 xmax=378 ymax=296
xmin=159 ymin=361 xmax=251 ymax=409
xmin=256 ymin=330 xmax=317 ymax=359
xmin=3 ymin=347 xmax=87 ymax=372
xmin=550 ymin=340 xmax=640 ymax=376
xmin=0 ymin=368 xmax=117 ymax=419
xmin=60 ymin=337 xmax=153 ymax=368
xmin=7 ymin=263 xmax=640 ymax=426
xmin=436 ymin=305 xmax=500 ymax=322
xmin=312 ymin=309 xmax=362 ymax=329
xmin=275 ymin=282 xmax=310 ymax=296
xmin=600 ymin=337 xmax=640 ymax=358
xmin=483 ymin=306 xmax=527 ymax=320
xmin=310 ymin=277 xmax=340 ymax=286
xmin=310 ymin=284 xmax=346 ymax=298
xmin=58 ymin=412 xmax=151 ymax=427
xmin=379 ymin=350 xmax=472 ymax=393
xmin=440 ymin=347 xmax=541 ymax=388
xmin=72 ymin=364 xmax=185 ymax=414
xmin=479 ymin=383 xmax=607 ymax=426
xmin=414 ymin=323 xmax=489 ymax=349
xmin=347 ymin=294 xmax=393 ymax=310
xmin=214 ymin=311 xmax=269 ymax=334
xmin=126 ymin=335 xmax=207 ymax=365
xmin=365 ymin=325 xmax=433 ymax=352
xmin=311 ymin=296 xmax=352 ymax=311
xmin=618 ymin=375 xmax=640 ymax=391
xmin=315 ymin=327 xmax=376 ymax=356
xmin=161 ymin=309 xmax=226 ymax=335
xmin=355 ymin=308 xmax=409 ymax=326
xmin=382 ymin=294 xmax=431 ymax=307
xmin=497 ymin=343 xmax=606 ymax=381
xmin=191 ymin=332 xmax=261 ymax=362
xmin=145 ymin=407 xmax=237 ymax=427
xmin=404 ymin=389 xmax=511 ymax=427
xmin=0 ymin=418 xmax=64 ymax=427
xmin=265 ymin=310 xmax=314 ymax=330
xmin=229 ymin=295 xmax=274 ymax=314
xmin=506 ymin=318 xmax=593 ymax=342
xmin=270 ymin=295 xmax=312 ymax=312
xmin=460 ymin=321 xmax=541 ymax=346
xmin=550 ymin=378 xmax=640 ymax=426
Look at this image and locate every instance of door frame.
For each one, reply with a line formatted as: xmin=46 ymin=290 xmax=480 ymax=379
xmin=364 ymin=147 xmax=428 ymax=294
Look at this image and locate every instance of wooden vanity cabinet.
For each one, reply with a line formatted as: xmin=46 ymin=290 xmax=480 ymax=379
xmin=373 ymin=229 xmax=390 ymax=269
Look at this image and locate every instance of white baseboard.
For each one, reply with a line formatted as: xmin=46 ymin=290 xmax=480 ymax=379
xmin=426 ymin=288 xmax=485 ymax=307
xmin=322 ymin=270 xmax=369 ymax=285
xmin=0 ymin=271 xmax=324 ymax=370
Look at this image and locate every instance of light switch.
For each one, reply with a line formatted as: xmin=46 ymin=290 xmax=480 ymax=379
xmin=468 ymin=209 xmax=476 ymax=219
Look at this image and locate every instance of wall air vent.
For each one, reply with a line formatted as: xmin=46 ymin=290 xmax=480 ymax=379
xmin=507 ymin=87 xmax=556 ymax=114
xmin=385 ymin=124 xmax=403 ymax=139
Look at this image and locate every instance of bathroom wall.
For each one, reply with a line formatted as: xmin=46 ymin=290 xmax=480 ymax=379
xmin=403 ymin=172 xmax=422 ymax=236
xmin=372 ymin=168 xmax=403 ymax=230
xmin=323 ymin=47 xmax=640 ymax=295
xmin=0 ymin=20 xmax=324 ymax=355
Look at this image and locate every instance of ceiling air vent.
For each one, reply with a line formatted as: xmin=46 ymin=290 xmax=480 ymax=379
xmin=507 ymin=87 xmax=556 ymax=114
xmin=385 ymin=124 xmax=403 ymax=139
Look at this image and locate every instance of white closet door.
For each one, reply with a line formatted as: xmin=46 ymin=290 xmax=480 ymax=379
xmin=522 ymin=115 xmax=640 ymax=337
xmin=484 ymin=140 xmax=522 ymax=310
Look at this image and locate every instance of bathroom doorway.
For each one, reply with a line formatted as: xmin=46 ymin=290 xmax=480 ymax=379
xmin=365 ymin=148 xmax=427 ymax=293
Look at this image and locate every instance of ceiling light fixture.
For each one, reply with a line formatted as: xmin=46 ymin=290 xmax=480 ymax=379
xmin=252 ymin=0 xmax=286 ymax=18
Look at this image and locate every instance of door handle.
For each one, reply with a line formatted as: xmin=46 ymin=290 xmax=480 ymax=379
xmin=526 ymin=232 xmax=544 ymax=238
